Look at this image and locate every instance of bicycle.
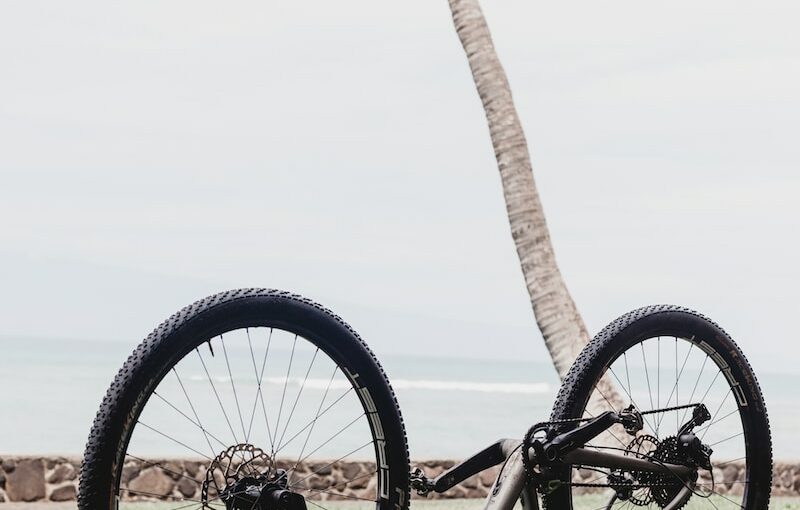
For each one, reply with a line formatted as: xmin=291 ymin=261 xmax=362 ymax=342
xmin=78 ymin=289 xmax=772 ymax=510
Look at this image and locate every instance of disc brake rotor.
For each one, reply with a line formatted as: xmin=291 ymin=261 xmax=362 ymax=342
xmin=201 ymin=443 xmax=272 ymax=509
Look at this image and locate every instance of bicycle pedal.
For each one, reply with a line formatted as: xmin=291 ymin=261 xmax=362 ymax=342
xmin=410 ymin=467 xmax=434 ymax=497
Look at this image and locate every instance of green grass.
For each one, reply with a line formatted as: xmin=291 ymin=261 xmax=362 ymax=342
xmin=5 ymin=498 xmax=796 ymax=509
xmin=107 ymin=497 xmax=800 ymax=510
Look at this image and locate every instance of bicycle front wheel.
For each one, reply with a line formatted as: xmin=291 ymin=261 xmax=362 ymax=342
xmin=544 ymin=305 xmax=772 ymax=510
xmin=79 ymin=289 xmax=410 ymax=510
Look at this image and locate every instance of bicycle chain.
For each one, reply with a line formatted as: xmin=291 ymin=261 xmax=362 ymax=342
xmin=537 ymin=477 xmax=684 ymax=496
xmin=639 ymin=403 xmax=699 ymax=416
xmin=569 ymin=481 xmax=682 ymax=488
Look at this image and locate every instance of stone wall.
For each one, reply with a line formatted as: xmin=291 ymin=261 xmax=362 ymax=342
xmin=0 ymin=457 xmax=78 ymax=503
xmin=0 ymin=456 xmax=797 ymax=503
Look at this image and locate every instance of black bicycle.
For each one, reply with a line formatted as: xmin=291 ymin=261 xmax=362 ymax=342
xmin=78 ymin=289 xmax=772 ymax=510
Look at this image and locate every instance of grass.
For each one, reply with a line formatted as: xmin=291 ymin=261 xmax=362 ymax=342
xmin=5 ymin=497 xmax=798 ymax=509
xmin=110 ymin=496 xmax=800 ymax=510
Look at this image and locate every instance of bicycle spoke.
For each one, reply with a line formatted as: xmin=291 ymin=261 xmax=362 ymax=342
xmin=277 ymin=347 xmax=320 ymax=451
xmin=698 ymin=369 xmax=723 ymax=411
xmin=290 ymin=365 xmax=338 ymax=476
xmin=706 ymin=495 xmax=722 ymax=510
xmin=657 ymin=337 xmax=661 ymax=435
xmin=675 ymin=337 xmax=679 ymax=432
xmin=709 ymin=431 xmax=743 ymax=448
xmin=137 ymin=421 xmax=215 ymax=462
xmin=164 ymin=502 xmax=206 ymax=510
xmin=273 ymin=334 xmax=298 ymax=458
xmin=655 ymin=340 xmax=692 ymax=434
xmin=715 ymin=456 xmax=746 ymax=467
xmin=306 ymin=499 xmax=332 ymax=510
xmin=245 ymin=328 xmax=275 ymax=449
xmin=271 ymin=386 xmax=356 ymax=458
xmin=681 ymin=353 xmax=709 ymax=425
xmin=581 ymin=470 xmax=612 ymax=484
xmin=607 ymin=366 xmax=657 ymax=435
xmin=290 ymin=440 xmax=373 ymax=486
xmin=118 ymin=487 xmax=223 ymax=507
xmin=292 ymin=414 xmax=368 ymax=469
xmin=696 ymin=480 xmax=749 ymax=486
xmin=197 ymin=347 xmax=239 ymax=445
xmin=220 ymin=335 xmax=248 ymax=441
xmin=153 ymin=388 xmax=228 ymax=456
xmin=332 ymin=469 xmax=378 ymax=489
xmin=125 ymin=453 xmax=204 ymax=488
xmin=696 ymin=408 xmax=738 ymax=436
xmin=623 ymin=352 xmax=633 ymax=401
xmin=708 ymin=490 xmax=745 ymax=509
xmin=701 ymin=388 xmax=733 ymax=442
xmin=584 ymin=497 xmax=621 ymax=510
xmin=637 ymin=346 xmax=655 ymax=429
xmin=293 ymin=486 xmax=377 ymax=502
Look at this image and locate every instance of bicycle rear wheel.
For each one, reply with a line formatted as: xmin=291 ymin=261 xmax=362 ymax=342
xmin=544 ymin=305 xmax=772 ymax=510
xmin=79 ymin=289 xmax=410 ymax=510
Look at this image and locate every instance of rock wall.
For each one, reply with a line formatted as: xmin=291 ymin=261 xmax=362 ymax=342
xmin=0 ymin=457 xmax=77 ymax=503
xmin=0 ymin=456 xmax=797 ymax=503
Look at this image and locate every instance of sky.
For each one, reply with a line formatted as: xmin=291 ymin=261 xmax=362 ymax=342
xmin=1 ymin=0 xmax=799 ymax=377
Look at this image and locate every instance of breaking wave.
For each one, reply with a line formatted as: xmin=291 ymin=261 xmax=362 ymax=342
xmin=188 ymin=376 xmax=551 ymax=395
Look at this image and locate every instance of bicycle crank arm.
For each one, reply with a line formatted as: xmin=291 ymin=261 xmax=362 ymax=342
xmin=412 ymin=439 xmax=521 ymax=495
xmin=535 ymin=411 xmax=621 ymax=462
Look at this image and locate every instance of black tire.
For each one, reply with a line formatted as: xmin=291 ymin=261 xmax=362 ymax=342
xmin=544 ymin=305 xmax=772 ymax=510
xmin=79 ymin=289 xmax=410 ymax=510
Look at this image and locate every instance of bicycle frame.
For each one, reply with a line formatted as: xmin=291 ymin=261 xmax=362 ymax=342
xmin=411 ymin=406 xmax=707 ymax=510
xmin=485 ymin=444 xmax=693 ymax=510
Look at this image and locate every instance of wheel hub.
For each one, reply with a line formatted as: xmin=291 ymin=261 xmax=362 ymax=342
xmin=201 ymin=444 xmax=307 ymax=510
xmin=218 ymin=471 xmax=307 ymax=510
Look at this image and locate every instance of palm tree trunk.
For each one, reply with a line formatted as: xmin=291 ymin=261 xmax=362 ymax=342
xmin=447 ymin=0 xmax=588 ymax=378
xmin=446 ymin=0 xmax=624 ymax=419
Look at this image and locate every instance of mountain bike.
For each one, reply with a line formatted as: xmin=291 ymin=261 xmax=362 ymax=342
xmin=78 ymin=289 xmax=772 ymax=510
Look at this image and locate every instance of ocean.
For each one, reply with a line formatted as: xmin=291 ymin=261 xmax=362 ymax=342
xmin=0 ymin=336 xmax=797 ymax=460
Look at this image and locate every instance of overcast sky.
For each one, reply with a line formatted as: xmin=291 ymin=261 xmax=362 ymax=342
xmin=1 ymin=1 xmax=798 ymax=376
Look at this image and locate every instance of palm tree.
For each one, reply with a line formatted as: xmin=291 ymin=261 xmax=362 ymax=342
xmin=446 ymin=0 xmax=589 ymax=378
xmin=446 ymin=0 xmax=623 ymax=417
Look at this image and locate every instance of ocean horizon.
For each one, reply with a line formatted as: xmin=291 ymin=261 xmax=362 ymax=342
xmin=1 ymin=335 xmax=797 ymax=460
